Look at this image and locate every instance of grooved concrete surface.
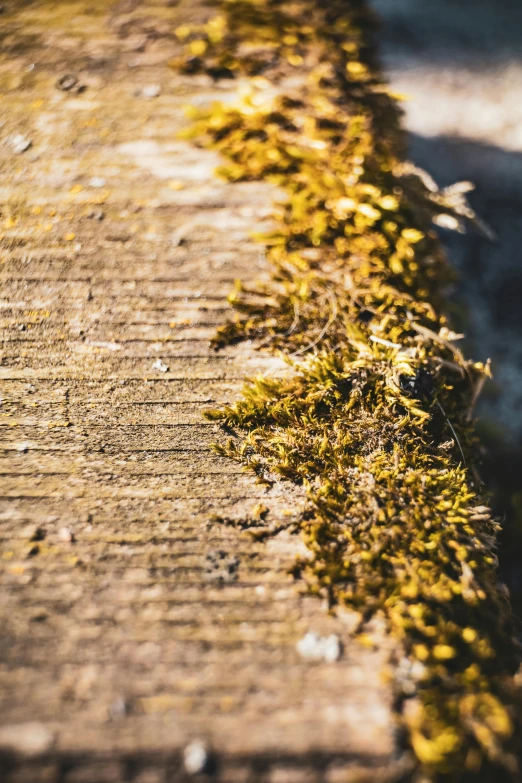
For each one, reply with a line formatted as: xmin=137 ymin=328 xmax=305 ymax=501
xmin=0 ymin=2 xmax=397 ymax=781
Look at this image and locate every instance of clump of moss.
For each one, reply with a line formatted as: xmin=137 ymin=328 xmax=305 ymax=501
xmin=173 ymin=1 xmax=522 ymax=778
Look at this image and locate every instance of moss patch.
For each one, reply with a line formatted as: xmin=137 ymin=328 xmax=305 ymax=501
xmin=173 ymin=1 xmax=522 ymax=778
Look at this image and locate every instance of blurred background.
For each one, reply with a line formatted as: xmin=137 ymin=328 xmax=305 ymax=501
xmin=371 ymin=0 xmax=522 ymax=610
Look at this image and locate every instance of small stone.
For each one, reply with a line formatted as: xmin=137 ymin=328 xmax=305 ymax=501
xmin=16 ymin=443 xmax=29 ymax=452
xmin=59 ymin=527 xmax=74 ymax=543
xmin=87 ymin=209 xmax=104 ymax=221
xmin=140 ymin=84 xmax=161 ymax=99
xmin=0 ymin=722 xmax=55 ymax=757
xmin=56 ymin=74 xmax=78 ymax=92
xmin=296 ymin=632 xmax=342 ymax=663
xmin=9 ymin=134 xmax=32 ymax=154
xmin=89 ymin=176 xmax=106 ymax=188
xmin=183 ymin=740 xmax=209 ymax=775
xmin=152 ymin=359 xmax=169 ymax=373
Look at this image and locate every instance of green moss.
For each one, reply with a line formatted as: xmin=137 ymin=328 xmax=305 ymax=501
xmin=173 ymin=1 xmax=522 ymax=778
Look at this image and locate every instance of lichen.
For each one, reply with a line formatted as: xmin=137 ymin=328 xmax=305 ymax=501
xmin=173 ymin=1 xmax=522 ymax=778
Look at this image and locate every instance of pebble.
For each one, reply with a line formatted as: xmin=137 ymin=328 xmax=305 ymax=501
xmin=58 ymin=527 xmax=75 ymax=543
xmin=9 ymin=134 xmax=32 ymax=154
xmin=152 ymin=359 xmax=169 ymax=373
xmin=89 ymin=176 xmax=106 ymax=188
xmin=183 ymin=740 xmax=209 ymax=775
xmin=56 ymin=74 xmax=78 ymax=92
xmin=55 ymin=74 xmax=86 ymax=94
xmin=296 ymin=632 xmax=342 ymax=663
xmin=141 ymin=84 xmax=161 ymax=99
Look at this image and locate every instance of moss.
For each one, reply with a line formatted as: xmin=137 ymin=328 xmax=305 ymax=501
xmin=173 ymin=1 xmax=522 ymax=778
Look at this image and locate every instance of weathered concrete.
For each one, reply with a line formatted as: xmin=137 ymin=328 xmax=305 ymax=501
xmin=0 ymin=2 xmax=398 ymax=781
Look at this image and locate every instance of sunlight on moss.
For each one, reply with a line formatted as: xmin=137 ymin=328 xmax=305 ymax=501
xmin=173 ymin=1 xmax=522 ymax=779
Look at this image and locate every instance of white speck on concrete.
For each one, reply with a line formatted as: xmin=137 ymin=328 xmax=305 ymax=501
xmin=58 ymin=526 xmax=74 ymax=543
xmin=183 ymin=739 xmax=208 ymax=775
xmin=152 ymin=359 xmax=169 ymax=373
xmin=141 ymin=84 xmax=161 ymax=99
xmin=88 ymin=340 xmax=122 ymax=352
xmin=9 ymin=134 xmax=32 ymax=154
xmin=296 ymin=632 xmax=342 ymax=663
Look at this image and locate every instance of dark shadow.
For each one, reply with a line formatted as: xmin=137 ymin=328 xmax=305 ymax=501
xmin=0 ymin=748 xmax=409 ymax=783
xmin=402 ymin=133 xmax=522 ymax=611
xmin=372 ymin=0 xmax=522 ymax=67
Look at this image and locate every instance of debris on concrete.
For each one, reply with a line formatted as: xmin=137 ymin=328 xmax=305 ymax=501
xmin=56 ymin=74 xmax=78 ymax=91
xmin=296 ymin=632 xmax=342 ymax=663
xmin=8 ymin=134 xmax=32 ymax=154
xmin=140 ymin=84 xmax=161 ymax=99
xmin=152 ymin=358 xmax=169 ymax=372
xmin=55 ymin=74 xmax=86 ymax=94
xmin=183 ymin=740 xmax=209 ymax=775
xmin=204 ymin=550 xmax=240 ymax=584
xmin=58 ymin=527 xmax=75 ymax=543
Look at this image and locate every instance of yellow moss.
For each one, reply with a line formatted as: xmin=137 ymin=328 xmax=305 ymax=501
xmin=174 ymin=1 xmax=522 ymax=779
